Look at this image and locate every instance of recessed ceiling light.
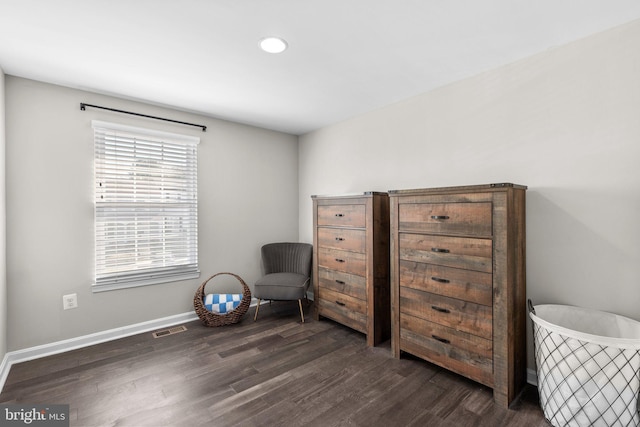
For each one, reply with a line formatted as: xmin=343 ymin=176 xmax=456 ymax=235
xmin=260 ymin=37 xmax=288 ymax=54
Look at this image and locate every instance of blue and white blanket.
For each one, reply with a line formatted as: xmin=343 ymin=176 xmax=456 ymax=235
xmin=204 ymin=293 xmax=242 ymax=314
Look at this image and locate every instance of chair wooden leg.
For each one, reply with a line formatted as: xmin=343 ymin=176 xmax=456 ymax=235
xmin=254 ymin=299 xmax=261 ymax=322
xmin=298 ymin=299 xmax=305 ymax=323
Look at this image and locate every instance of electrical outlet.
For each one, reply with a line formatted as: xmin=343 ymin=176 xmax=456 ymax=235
xmin=63 ymin=293 xmax=78 ymax=310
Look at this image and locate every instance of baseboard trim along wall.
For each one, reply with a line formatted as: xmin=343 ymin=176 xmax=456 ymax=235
xmin=0 ymin=311 xmax=200 ymax=393
xmin=0 ymin=297 xmax=270 ymax=393
xmin=0 ymin=302 xmax=540 ymax=394
xmin=527 ymin=368 xmax=538 ymax=387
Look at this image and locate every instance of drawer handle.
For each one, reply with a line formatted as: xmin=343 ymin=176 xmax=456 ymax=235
xmin=431 ymin=305 xmax=450 ymax=314
xmin=335 ymin=301 xmax=346 ymax=306
xmin=335 ymin=280 xmax=346 ymax=285
xmin=431 ymin=248 xmax=450 ymax=253
xmin=335 ymin=213 xmax=344 ymax=217
xmin=335 ymin=258 xmax=345 ymax=263
xmin=431 ymin=276 xmax=450 ymax=283
xmin=432 ymin=335 xmax=450 ymax=344
xmin=335 ymin=237 xmax=345 ymax=241
xmin=431 ymin=215 xmax=450 ymax=220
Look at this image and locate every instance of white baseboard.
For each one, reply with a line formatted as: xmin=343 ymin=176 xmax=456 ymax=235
xmin=0 ymin=310 xmax=200 ymax=393
xmin=0 ymin=298 xmax=265 ymax=393
xmin=527 ymin=368 xmax=538 ymax=386
xmin=0 ymin=303 xmax=541 ymax=395
xmin=0 ymin=353 xmax=9 ymax=395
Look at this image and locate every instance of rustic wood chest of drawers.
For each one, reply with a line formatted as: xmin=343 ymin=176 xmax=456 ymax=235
xmin=389 ymin=183 xmax=527 ymax=407
xmin=312 ymin=192 xmax=390 ymax=346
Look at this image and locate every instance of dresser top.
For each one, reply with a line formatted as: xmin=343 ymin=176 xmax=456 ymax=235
xmin=388 ymin=183 xmax=527 ymax=196
xmin=311 ymin=191 xmax=387 ymax=199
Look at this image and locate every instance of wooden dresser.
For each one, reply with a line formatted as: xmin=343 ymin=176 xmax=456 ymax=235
xmin=312 ymin=192 xmax=390 ymax=346
xmin=389 ymin=183 xmax=527 ymax=407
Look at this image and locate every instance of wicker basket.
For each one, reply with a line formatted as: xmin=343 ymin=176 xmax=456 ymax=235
xmin=194 ymin=272 xmax=251 ymax=327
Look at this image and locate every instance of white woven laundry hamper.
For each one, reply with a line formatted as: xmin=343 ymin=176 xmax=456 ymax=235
xmin=530 ymin=302 xmax=640 ymax=427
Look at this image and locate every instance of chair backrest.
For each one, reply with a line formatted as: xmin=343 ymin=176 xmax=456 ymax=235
xmin=261 ymin=242 xmax=313 ymax=276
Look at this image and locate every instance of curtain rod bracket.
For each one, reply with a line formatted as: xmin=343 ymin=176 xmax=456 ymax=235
xmin=80 ymin=103 xmax=206 ymax=132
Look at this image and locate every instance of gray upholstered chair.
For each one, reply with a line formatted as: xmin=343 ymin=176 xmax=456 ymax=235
xmin=253 ymin=242 xmax=313 ymax=323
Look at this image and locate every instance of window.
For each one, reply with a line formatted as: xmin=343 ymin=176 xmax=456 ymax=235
xmin=93 ymin=120 xmax=199 ymax=292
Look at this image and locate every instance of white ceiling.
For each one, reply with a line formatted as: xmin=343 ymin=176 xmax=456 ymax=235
xmin=1 ymin=1 xmax=640 ymax=135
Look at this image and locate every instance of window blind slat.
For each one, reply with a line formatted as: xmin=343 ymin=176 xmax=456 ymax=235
xmin=93 ymin=121 xmax=199 ymax=291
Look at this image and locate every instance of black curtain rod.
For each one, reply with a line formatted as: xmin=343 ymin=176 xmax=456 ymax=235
xmin=80 ymin=103 xmax=207 ymax=132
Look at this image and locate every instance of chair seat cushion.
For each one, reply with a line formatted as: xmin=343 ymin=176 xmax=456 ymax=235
xmin=254 ymin=272 xmax=309 ymax=300
xmin=204 ymin=293 xmax=243 ymax=314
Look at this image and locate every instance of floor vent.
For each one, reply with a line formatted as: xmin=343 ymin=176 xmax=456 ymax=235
xmin=152 ymin=325 xmax=187 ymax=338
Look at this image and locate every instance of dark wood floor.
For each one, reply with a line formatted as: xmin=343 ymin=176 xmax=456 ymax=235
xmin=1 ymin=302 xmax=549 ymax=427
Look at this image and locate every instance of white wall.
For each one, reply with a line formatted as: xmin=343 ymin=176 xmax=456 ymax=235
xmin=5 ymin=77 xmax=299 ymax=351
xmin=299 ymin=19 xmax=640 ymax=368
xmin=0 ymin=68 xmax=7 ymax=361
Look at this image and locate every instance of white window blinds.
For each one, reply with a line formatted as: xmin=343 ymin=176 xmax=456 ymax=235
xmin=93 ymin=120 xmax=199 ymax=292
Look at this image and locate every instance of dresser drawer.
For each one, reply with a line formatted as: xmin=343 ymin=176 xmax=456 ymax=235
xmin=317 ymin=227 xmax=366 ymax=253
xmin=317 ymin=204 xmax=366 ymax=228
xmin=399 ymin=313 xmax=493 ymax=387
xmin=318 ymin=268 xmax=366 ymax=301
xmin=399 ymin=286 xmax=492 ymax=340
xmin=318 ymin=247 xmax=366 ymax=276
xmin=397 ymin=202 xmax=492 ymax=237
xmin=317 ymin=288 xmax=367 ymax=333
xmin=399 ymin=260 xmax=492 ymax=306
xmin=399 ymin=233 xmax=492 ymax=273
